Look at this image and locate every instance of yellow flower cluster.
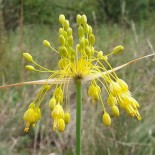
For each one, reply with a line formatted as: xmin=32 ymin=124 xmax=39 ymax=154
xmin=23 ymin=14 xmax=141 ymax=132
xmin=23 ymin=102 xmax=41 ymax=132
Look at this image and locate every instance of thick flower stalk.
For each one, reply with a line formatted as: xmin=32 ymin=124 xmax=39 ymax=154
xmin=23 ymin=14 xmax=141 ymax=133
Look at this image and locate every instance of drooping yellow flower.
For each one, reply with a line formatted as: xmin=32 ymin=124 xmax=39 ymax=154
xmin=23 ymin=102 xmax=41 ymax=132
xmin=23 ymin=14 xmax=141 ymax=132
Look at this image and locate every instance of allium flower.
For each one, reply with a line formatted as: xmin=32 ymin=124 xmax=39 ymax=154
xmin=22 ymin=14 xmax=142 ymax=133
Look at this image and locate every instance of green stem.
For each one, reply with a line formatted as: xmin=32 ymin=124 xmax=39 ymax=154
xmin=75 ymin=79 xmax=82 ymax=155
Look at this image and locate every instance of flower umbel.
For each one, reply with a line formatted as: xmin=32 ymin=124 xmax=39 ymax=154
xmin=23 ymin=14 xmax=141 ymax=132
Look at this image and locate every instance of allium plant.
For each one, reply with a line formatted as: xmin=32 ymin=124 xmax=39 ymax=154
xmin=0 ymin=14 xmax=154 ymax=155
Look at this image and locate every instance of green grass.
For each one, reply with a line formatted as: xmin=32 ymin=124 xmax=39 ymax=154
xmin=0 ymin=21 xmax=155 ymax=155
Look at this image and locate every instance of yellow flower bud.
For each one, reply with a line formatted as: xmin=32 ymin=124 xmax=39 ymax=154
xmin=78 ymin=25 xmax=84 ymax=38
xmin=64 ymin=20 xmax=70 ymax=29
xmin=116 ymin=79 xmax=128 ymax=92
xmin=76 ymin=14 xmax=82 ymax=25
xmin=23 ymin=53 xmax=33 ymax=62
xmin=84 ymin=24 xmax=89 ymax=34
xmin=59 ymin=35 xmax=65 ymax=45
xmin=109 ymin=81 xmax=122 ymax=96
xmin=68 ymin=36 xmax=74 ymax=46
xmin=54 ymin=87 xmax=63 ymax=97
xmin=89 ymin=34 xmax=95 ymax=45
xmin=112 ymin=45 xmax=124 ymax=54
xmin=34 ymin=108 xmax=41 ymax=121
xmin=23 ymin=109 xmax=36 ymax=123
xmin=88 ymin=84 xmax=96 ymax=97
xmin=102 ymin=113 xmax=111 ymax=127
xmin=112 ymin=105 xmax=119 ymax=117
xmin=43 ymin=40 xmax=50 ymax=47
xmin=88 ymin=25 xmax=92 ymax=34
xmin=85 ymin=46 xmax=91 ymax=57
xmin=80 ymin=38 xmax=85 ymax=49
xmin=64 ymin=112 xmax=70 ymax=124
xmin=58 ymin=118 xmax=65 ymax=132
xmin=25 ymin=65 xmax=35 ymax=71
xmin=81 ymin=14 xmax=87 ymax=24
xmin=59 ymin=14 xmax=65 ymax=25
xmin=59 ymin=28 xmax=64 ymax=35
xmin=67 ymin=27 xmax=72 ymax=36
xmin=51 ymin=103 xmax=64 ymax=119
xmin=107 ymin=94 xmax=117 ymax=106
xmin=63 ymin=31 xmax=67 ymax=38
xmin=54 ymin=87 xmax=63 ymax=103
xmin=58 ymin=46 xmax=68 ymax=57
xmin=49 ymin=98 xmax=56 ymax=110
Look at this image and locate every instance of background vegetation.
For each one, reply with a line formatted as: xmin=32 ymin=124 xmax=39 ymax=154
xmin=0 ymin=0 xmax=155 ymax=155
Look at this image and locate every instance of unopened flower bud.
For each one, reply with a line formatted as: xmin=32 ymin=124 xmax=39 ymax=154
xmin=89 ymin=34 xmax=95 ymax=45
xmin=67 ymin=28 xmax=72 ymax=36
xmin=81 ymin=14 xmax=87 ymax=24
xmin=80 ymin=38 xmax=85 ymax=49
xmin=64 ymin=112 xmax=70 ymax=124
xmin=59 ymin=28 xmax=64 ymax=35
xmin=25 ymin=65 xmax=35 ymax=71
xmin=23 ymin=53 xmax=33 ymax=62
xmin=112 ymin=105 xmax=119 ymax=117
xmin=102 ymin=113 xmax=111 ymax=127
xmin=59 ymin=14 xmax=65 ymax=25
xmin=84 ymin=24 xmax=89 ymax=34
xmin=112 ymin=45 xmax=124 ymax=54
xmin=89 ymin=25 xmax=92 ymax=34
xmin=109 ymin=81 xmax=122 ymax=96
xmin=85 ymin=46 xmax=91 ymax=57
xmin=59 ymin=35 xmax=65 ymax=45
xmin=78 ymin=25 xmax=84 ymax=38
xmin=43 ymin=40 xmax=50 ymax=47
xmin=107 ymin=94 xmax=117 ymax=106
xmin=64 ymin=20 xmax=70 ymax=29
xmin=68 ymin=36 xmax=74 ymax=46
xmin=116 ymin=78 xmax=128 ymax=92
xmin=76 ymin=14 xmax=82 ymax=25
xmin=58 ymin=46 xmax=68 ymax=57
xmin=58 ymin=118 xmax=65 ymax=132
xmin=49 ymin=98 xmax=56 ymax=110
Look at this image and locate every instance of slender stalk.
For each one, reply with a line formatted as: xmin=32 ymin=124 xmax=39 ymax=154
xmin=75 ymin=79 xmax=82 ymax=155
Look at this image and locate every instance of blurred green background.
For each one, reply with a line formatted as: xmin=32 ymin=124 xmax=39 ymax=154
xmin=0 ymin=0 xmax=155 ymax=155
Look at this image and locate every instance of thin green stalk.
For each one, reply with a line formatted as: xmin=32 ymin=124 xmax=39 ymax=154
xmin=75 ymin=79 xmax=82 ymax=155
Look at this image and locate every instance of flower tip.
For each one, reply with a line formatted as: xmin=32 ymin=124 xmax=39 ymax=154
xmin=64 ymin=112 xmax=71 ymax=124
xmin=43 ymin=40 xmax=50 ymax=47
xmin=25 ymin=65 xmax=35 ymax=71
xmin=59 ymin=14 xmax=65 ymax=25
xmin=102 ymin=113 xmax=111 ymax=127
xmin=23 ymin=53 xmax=33 ymax=62
xmin=112 ymin=45 xmax=124 ymax=54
